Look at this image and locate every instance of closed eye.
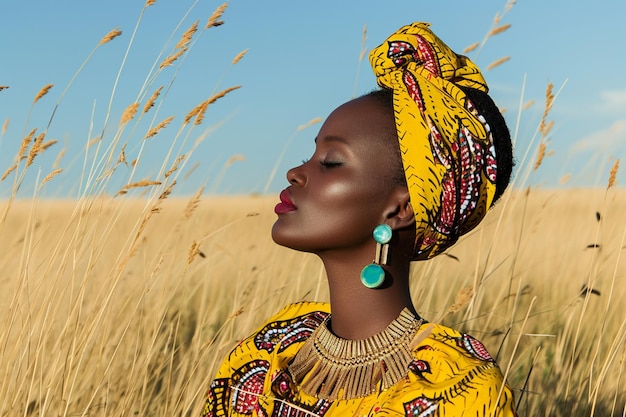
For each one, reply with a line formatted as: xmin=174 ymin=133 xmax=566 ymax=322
xmin=320 ymin=160 xmax=342 ymax=168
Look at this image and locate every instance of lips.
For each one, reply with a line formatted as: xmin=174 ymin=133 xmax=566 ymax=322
xmin=274 ymin=189 xmax=297 ymax=214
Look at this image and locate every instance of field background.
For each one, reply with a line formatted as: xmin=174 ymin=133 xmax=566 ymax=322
xmin=1 ymin=189 xmax=625 ymax=416
xmin=1 ymin=1 xmax=625 ymax=415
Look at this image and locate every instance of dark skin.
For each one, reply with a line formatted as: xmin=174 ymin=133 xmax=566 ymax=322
xmin=272 ymin=96 xmax=419 ymax=340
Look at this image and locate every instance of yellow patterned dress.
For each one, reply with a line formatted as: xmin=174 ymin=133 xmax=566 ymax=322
xmin=202 ymin=302 xmax=517 ymax=416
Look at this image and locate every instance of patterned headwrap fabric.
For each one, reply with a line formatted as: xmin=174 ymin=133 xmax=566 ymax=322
xmin=369 ymin=22 xmax=498 ymax=260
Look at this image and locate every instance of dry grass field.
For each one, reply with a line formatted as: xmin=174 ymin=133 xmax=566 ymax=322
xmin=1 ymin=2 xmax=625 ymax=415
xmin=1 ymin=189 xmax=625 ymax=416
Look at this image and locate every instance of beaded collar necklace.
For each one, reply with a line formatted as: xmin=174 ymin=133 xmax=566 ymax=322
xmin=288 ymin=308 xmax=423 ymax=401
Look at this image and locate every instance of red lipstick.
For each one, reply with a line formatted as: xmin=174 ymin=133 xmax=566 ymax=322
xmin=274 ymin=189 xmax=297 ymax=214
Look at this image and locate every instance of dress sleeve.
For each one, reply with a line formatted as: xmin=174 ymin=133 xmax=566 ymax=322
xmin=201 ymin=359 xmax=233 ymax=417
xmin=200 ymin=302 xmax=330 ymax=417
xmin=401 ymin=323 xmax=518 ymax=417
xmin=454 ymin=363 xmax=518 ymax=417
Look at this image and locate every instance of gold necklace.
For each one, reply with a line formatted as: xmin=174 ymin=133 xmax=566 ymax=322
xmin=288 ymin=309 xmax=423 ymax=401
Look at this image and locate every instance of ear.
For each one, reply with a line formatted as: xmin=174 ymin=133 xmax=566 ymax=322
xmin=382 ymin=187 xmax=415 ymax=230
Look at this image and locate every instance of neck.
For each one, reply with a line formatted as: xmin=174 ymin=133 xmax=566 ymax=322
xmin=318 ymin=249 xmax=417 ymax=340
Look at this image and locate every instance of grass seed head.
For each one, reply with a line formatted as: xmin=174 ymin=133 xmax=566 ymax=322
xmin=52 ymin=148 xmax=65 ymax=170
xmin=488 ymin=23 xmax=512 ymax=37
xmin=534 ymin=142 xmax=546 ymax=171
xmin=206 ymin=3 xmax=228 ymax=28
xmin=87 ymin=136 xmax=101 ymax=148
xmin=165 ymin=154 xmax=185 ymax=178
xmin=18 ymin=129 xmax=36 ymax=162
xmin=40 ymin=139 xmax=58 ymax=152
xmin=116 ymin=179 xmax=161 ymax=196
xmin=539 ymin=82 xmax=555 ymax=137
xmin=118 ymin=144 xmax=127 ymax=165
xmin=120 ymin=102 xmax=139 ymax=126
xmin=176 ymin=21 xmax=198 ymax=49
xmin=608 ymin=159 xmax=619 ymax=189
xmin=99 ymin=28 xmax=122 ymax=45
xmin=297 ymin=117 xmax=323 ymax=131
xmin=145 ymin=116 xmax=175 ymax=139
xmin=143 ymin=86 xmax=163 ymax=114
xmin=26 ymin=132 xmax=46 ymax=167
xmin=462 ymin=42 xmax=479 ymax=54
xmin=190 ymin=86 xmax=241 ymax=125
xmin=159 ymin=180 xmax=176 ymax=200
xmin=448 ymin=286 xmax=474 ymax=313
xmin=225 ymin=154 xmax=245 ymax=168
xmin=159 ymin=48 xmax=187 ymax=69
xmin=231 ymin=48 xmax=249 ymax=65
xmin=1 ymin=163 xmax=17 ymax=181
xmin=505 ymin=0 xmax=516 ymax=12
xmin=34 ymin=84 xmax=54 ymax=103
xmin=486 ymin=56 xmax=510 ymax=71
xmin=188 ymin=241 xmax=201 ymax=265
xmin=184 ymin=186 xmax=204 ymax=220
xmin=41 ymin=169 xmax=63 ymax=185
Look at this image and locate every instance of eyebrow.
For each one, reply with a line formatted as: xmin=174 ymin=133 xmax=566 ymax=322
xmin=314 ymin=135 xmax=349 ymax=145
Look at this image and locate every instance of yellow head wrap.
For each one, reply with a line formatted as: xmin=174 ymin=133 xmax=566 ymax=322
xmin=369 ymin=22 xmax=498 ymax=260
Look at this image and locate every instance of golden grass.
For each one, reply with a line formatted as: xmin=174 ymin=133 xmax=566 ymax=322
xmin=176 ymin=21 xmax=199 ymax=50
xmin=1 ymin=190 xmax=625 ymax=416
xmin=143 ymin=86 xmax=164 ymax=114
xmin=463 ymin=42 xmax=479 ymax=54
xmin=116 ymin=179 xmax=162 ymax=196
xmin=184 ymin=86 xmax=241 ymax=125
xmin=231 ymin=48 xmax=249 ymax=65
xmin=608 ymin=159 xmax=619 ymax=188
xmin=41 ymin=168 xmax=63 ymax=185
xmin=486 ymin=56 xmax=511 ymax=71
xmin=159 ymin=47 xmax=187 ymax=69
xmin=488 ymin=23 xmax=512 ymax=37
xmin=534 ymin=142 xmax=546 ymax=171
xmin=119 ymin=102 xmax=139 ymax=125
xmin=540 ymin=82 xmax=555 ymax=137
xmin=3 ymin=2 xmax=624 ymax=415
xmin=99 ymin=28 xmax=122 ymax=45
xmin=165 ymin=154 xmax=185 ymax=178
xmin=206 ymin=3 xmax=227 ymax=29
xmin=33 ymin=83 xmax=53 ymax=103
xmin=145 ymin=115 xmax=175 ymax=139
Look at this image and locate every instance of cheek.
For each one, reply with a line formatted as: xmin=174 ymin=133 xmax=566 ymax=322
xmin=315 ymin=177 xmax=387 ymax=230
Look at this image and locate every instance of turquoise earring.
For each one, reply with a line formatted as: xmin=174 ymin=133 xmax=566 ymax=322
xmin=360 ymin=224 xmax=392 ymax=289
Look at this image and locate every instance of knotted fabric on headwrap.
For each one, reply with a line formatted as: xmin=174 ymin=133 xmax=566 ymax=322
xmin=369 ymin=22 xmax=498 ymax=260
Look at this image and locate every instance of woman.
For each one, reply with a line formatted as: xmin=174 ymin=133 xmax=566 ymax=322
xmin=202 ymin=22 xmax=517 ymax=416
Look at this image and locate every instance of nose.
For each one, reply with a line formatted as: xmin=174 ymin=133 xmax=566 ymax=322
xmin=286 ymin=163 xmax=306 ymax=186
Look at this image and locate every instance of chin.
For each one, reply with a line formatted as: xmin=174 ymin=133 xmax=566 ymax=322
xmin=271 ymin=221 xmax=315 ymax=253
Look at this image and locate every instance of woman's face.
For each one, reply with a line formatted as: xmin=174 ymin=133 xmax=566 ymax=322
xmin=271 ymin=96 xmax=402 ymax=255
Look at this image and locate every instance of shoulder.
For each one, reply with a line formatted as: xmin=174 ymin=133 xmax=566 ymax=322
xmin=251 ymin=301 xmax=330 ymax=353
xmin=416 ymin=322 xmax=496 ymax=364
xmin=219 ymin=301 xmax=329 ymax=371
xmin=410 ymin=322 xmax=500 ymax=384
xmin=204 ymin=303 xmax=329 ymax=417
xmin=259 ymin=301 xmax=330 ymax=325
xmin=398 ymin=322 xmax=517 ymax=415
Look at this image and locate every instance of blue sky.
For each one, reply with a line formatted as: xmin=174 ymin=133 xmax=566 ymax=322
xmin=1 ymin=0 xmax=625 ymax=196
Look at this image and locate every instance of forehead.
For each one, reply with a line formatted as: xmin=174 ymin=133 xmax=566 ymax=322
xmin=317 ymin=96 xmax=396 ymax=146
